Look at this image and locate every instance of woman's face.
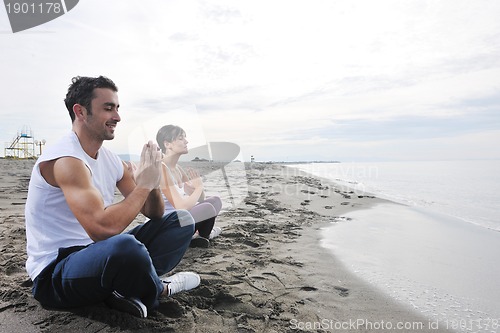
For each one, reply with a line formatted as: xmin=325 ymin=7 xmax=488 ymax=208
xmin=166 ymin=133 xmax=188 ymax=155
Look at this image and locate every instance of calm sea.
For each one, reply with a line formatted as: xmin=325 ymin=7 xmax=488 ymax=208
xmin=292 ymin=160 xmax=500 ymax=231
xmin=290 ymin=160 xmax=500 ymax=332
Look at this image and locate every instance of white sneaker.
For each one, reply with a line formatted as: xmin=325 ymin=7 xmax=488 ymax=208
xmin=163 ymin=272 xmax=201 ymax=296
xmin=209 ymin=226 xmax=222 ymax=240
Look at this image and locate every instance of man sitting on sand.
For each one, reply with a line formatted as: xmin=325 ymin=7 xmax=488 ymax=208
xmin=24 ymin=75 xmax=200 ymax=318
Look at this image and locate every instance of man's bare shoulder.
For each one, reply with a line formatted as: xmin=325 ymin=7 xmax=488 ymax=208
xmin=39 ymin=156 xmax=89 ymax=188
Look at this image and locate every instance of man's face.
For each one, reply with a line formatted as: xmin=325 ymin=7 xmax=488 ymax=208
xmin=85 ymin=88 xmax=120 ymax=141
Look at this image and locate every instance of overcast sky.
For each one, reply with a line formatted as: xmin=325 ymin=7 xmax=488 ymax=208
xmin=1 ymin=0 xmax=499 ymax=162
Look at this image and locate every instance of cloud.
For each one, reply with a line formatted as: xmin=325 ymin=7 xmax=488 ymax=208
xmin=325 ymin=111 xmax=500 ymax=142
xmin=200 ymin=2 xmax=243 ymax=24
xmin=2 ymin=0 xmax=500 ymax=162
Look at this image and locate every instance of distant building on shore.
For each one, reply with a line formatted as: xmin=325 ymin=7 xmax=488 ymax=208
xmin=4 ymin=126 xmax=45 ymax=159
xmin=191 ymin=157 xmax=209 ymax=162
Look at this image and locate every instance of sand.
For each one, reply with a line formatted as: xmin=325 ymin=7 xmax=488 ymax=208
xmin=0 ymin=158 xmax=454 ymax=332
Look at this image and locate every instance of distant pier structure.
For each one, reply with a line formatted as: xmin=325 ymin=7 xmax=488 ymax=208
xmin=4 ymin=126 xmax=45 ymax=159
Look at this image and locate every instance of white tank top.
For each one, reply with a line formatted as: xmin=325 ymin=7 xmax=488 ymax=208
xmin=25 ymin=131 xmax=124 ymax=280
xmin=162 ymin=163 xmax=187 ymax=214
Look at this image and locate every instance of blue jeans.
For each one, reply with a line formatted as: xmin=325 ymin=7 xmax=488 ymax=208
xmin=32 ymin=210 xmax=195 ymax=310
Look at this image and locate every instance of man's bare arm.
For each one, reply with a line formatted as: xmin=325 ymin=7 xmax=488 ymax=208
xmin=118 ymin=161 xmax=164 ymax=219
xmin=49 ymin=157 xmax=153 ymax=241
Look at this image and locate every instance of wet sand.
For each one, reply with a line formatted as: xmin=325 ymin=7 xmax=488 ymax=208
xmin=324 ymin=203 xmax=500 ymax=330
xmin=0 ymin=159 xmax=454 ymax=332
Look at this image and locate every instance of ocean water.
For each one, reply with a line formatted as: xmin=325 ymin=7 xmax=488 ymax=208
xmin=292 ymin=160 xmax=500 ymax=231
xmin=290 ymin=160 xmax=500 ymax=332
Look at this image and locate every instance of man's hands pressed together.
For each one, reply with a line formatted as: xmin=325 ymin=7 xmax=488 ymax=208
xmin=134 ymin=141 xmax=163 ymax=191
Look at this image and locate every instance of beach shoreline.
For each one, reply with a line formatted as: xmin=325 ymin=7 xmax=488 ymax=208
xmin=0 ymin=159 xmax=453 ymax=332
xmin=323 ymin=202 xmax=500 ymax=331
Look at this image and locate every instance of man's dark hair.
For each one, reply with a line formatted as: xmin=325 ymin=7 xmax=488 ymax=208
xmin=64 ymin=76 xmax=118 ymax=122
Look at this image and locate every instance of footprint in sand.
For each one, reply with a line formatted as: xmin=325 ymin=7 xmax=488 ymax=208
xmin=243 ymin=240 xmax=260 ymax=248
xmin=334 ymin=286 xmax=349 ymax=297
xmin=157 ymin=299 xmax=186 ymax=318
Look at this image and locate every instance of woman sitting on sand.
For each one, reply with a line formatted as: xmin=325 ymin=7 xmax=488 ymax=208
xmin=156 ymin=125 xmax=222 ymax=248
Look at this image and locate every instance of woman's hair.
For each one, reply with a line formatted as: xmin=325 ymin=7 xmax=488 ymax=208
xmin=156 ymin=125 xmax=186 ymax=153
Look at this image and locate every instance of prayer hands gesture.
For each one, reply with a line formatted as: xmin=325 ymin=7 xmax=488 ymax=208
xmin=133 ymin=141 xmax=162 ymax=191
xmin=184 ymin=168 xmax=203 ymax=193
